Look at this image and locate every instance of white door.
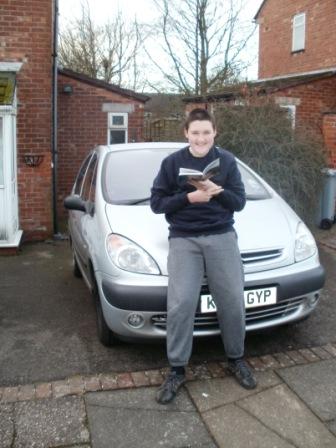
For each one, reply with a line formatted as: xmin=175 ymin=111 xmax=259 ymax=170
xmin=0 ymin=110 xmax=22 ymax=246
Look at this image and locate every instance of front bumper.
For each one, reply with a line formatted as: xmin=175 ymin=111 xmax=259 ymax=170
xmin=97 ymin=259 xmax=325 ymax=339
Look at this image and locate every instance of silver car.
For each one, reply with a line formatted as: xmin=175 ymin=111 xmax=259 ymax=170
xmin=64 ymin=142 xmax=325 ymax=346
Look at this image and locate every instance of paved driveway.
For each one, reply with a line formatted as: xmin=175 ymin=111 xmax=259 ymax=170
xmin=0 ymin=239 xmax=335 ymax=387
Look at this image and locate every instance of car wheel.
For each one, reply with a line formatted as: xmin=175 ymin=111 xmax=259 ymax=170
xmin=320 ymin=218 xmax=333 ymax=230
xmin=73 ymin=255 xmax=83 ymax=278
xmin=92 ymin=278 xmax=117 ymax=347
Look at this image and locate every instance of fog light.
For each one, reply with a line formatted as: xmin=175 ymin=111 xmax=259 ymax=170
xmin=127 ymin=313 xmax=145 ymax=328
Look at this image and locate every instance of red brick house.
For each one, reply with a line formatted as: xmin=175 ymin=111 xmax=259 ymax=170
xmin=254 ymin=0 xmax=336 ymax=166
xmin=0 ymin=0 xmax=54 ymax=250
xmin=0 ymin=1 xmax=148 ymax=250
xmin=184 ymin=0 xmax=336 ymax=167
xmin=57 ymin=68 xmax=148 ymax=218
xmin=255 ymin=0 xmax=336 ymax=79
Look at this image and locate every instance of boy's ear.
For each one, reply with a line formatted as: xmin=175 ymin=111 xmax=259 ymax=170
xmin=184 ymin=128 xmax=189 ymax=139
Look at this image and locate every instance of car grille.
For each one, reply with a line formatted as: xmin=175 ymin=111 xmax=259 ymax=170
xmin=151 ymin=297 xmax=305 ymax=331
xmin=241 ymin=249 xmax=283 ymax=265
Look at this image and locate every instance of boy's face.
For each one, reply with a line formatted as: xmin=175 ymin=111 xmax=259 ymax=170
xmin=184 ymin=120 xmax=216 ymax=157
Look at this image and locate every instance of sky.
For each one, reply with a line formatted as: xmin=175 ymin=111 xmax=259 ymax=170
xmin=58 ymin=0 xmax=264 ymax=90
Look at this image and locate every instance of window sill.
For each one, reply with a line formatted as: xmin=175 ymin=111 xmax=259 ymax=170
xmin=291 ymin=49 xmax=305 ymax=55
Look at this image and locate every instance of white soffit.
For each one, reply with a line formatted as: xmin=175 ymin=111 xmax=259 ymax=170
xmin=0 ymin=62 xmax=23 ymax=73
xmin=102 ymin=103 xmax=135 ymax=113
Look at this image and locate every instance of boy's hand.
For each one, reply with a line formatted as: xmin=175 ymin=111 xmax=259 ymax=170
xmin=188 ymin=179 xmax=223 ymax=203
xmin=189 ymin=179 xmax=221 ymax=192
xmin=187 ymin=184 xmax=223 ymax=203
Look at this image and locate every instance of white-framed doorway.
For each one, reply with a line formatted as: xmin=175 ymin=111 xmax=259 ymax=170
xmin=0 ymin=63 xmax=23 ymax=247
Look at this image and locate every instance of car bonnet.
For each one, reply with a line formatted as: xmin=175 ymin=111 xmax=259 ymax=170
xmin=105 ymin=198 xmax=296 ymax=276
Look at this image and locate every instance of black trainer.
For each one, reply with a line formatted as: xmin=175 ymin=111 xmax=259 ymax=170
xmin=227 ymin=358 xmax=257 ymax=390
xmin=156 ymin=371 xmax=186 ymax=404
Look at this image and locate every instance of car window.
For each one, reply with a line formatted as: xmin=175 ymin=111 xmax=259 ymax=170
xmin=102 ymin=148 xmax=270 ymax=204
xmin=81 ymin=154 xmax=98 ymax=201
xmin=74 ymin=154 xmax=93 ymax=195
xmin=88 ymin=163 xmax=97 ymax=203
xmin=102 ymin=148 xmax=174 ymax=204
xmin=238 ymin=165 xmax=270 ymax=199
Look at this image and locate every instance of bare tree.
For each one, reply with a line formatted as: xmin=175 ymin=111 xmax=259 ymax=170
xmin=148 ymin=0 xmax=256 ymax=95
xmin=59 ymin=4 xmax=144 ymax=88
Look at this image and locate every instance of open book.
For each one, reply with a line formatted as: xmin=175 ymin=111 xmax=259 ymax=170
xmin=179 ymin=158 xmax=220 ymax=181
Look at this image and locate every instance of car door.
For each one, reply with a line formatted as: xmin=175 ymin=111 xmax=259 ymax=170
xmin=70 ymin=153 xmax=97 ymax=279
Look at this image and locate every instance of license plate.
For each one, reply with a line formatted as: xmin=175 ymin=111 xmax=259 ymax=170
xmin=200 ymin=287 xmax=277 ymax=313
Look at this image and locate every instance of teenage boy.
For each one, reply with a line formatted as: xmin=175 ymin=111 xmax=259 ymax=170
xmin=150 ymin=108 xmax=257 ymax=405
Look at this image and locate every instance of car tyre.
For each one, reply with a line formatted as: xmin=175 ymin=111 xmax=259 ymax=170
xmin=92 ymin=277 xmax=117 ymax=347
xmin=73 ymin=255 xmax=83 ymax=278
xmin=320 ymin=218 xmax=333 ymax=230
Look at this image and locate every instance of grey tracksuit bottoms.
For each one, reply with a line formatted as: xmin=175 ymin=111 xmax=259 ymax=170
xmin=167 ymin=231 xmax=245 ymax=366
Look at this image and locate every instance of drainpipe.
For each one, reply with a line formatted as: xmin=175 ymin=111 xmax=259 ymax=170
xmin=51 ymin=0 xmax=59 ymax=237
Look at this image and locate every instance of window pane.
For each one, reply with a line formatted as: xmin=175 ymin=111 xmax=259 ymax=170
xmin=110 ymin=130 xmax=126 ymax=144
xmin=238 ymin=165 xmax=270 ymax=199
xmin=102 ymin=148 xmax=175 ymax=203
xmin=112 ymin=115 xmax=125 ymax=126
xmin=0 ymin=73 xmax=15 ymax=105
xmin=88 ymin=162 xmax=97 ymax=203
xmin=74 ymin=154 xmax=92 ymax=195
xmin=81 ymin=155 xmax=97 ymax=201
xmin=0 ymin=117 xmax=3 ymax=185
xmin=292 ymin=13 xmax=305 ymax=51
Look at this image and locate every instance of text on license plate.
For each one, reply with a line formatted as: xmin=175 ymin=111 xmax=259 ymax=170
xmin=200 ymin=287 xmax=277 ymax=313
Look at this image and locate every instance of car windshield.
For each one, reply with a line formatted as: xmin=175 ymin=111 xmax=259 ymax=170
xmin=102 ymin=148 xmax=270 ymax=204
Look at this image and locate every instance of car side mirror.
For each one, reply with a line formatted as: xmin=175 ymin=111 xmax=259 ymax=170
xmin=64 ymin=195 xmax=86 ymax=213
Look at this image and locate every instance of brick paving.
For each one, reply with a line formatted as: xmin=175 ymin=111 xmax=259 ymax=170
xmin=131 ymin=371 xmax=151 ymax=387
xmin=286 ymin=349 xmax=308 ymax=364
xmin=272 ymin=352 xmax=296 ymax=367
xmin=1 ymin=344 xmax=335 ymax=405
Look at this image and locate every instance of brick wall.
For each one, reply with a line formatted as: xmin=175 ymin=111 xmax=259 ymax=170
xmin=184 ymin=76 xmax=336 ymax=164
xmin=0 ymin=0 xmax=53 ymax=241
xmin=257 ymin=0 xmax=336 ymax=78
xmin=270 ymin=77 xmax=336 ymax=136
xmin=323 ymin=114 xmax=336 ymax=168
xmin=57 ymin=73 xmax=145 ymax=218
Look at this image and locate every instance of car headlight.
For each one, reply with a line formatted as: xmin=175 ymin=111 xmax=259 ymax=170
xmin=106 ymin=234 xmax=160 ymax=275
xmin=295 ymin=222 xmax=317 ymax=262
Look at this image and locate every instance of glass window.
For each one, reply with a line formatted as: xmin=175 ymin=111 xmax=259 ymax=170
xmin=88 ymin=163 xmax=97 ymax=203
xmin=0 ymin=117 xmax=3 ymax=185
xmin=102 ymin=148 xmax=270 ymax=204
xmin=110 ymin=130 xmax=126 ymax=144
xmin=109 ymin=113 xmax=128 ymax=128
xmin=81 ymin=154 xmax=97 ymax=201
xmin=238 ymin=164 xmax=270 ymax=200
xmin=108 ymin=113 xmax=128 ymax=144
xmin=280 ymin=105 xmax=296 ymax=128
xmin=0 ymin=73 xmax=16 ymax=105
xmin=102 ymin=148 xmax=174 ymax=203
xmin=74 ymin=154 xmax=93 ymax=195
xmin=292 ymin=13 xmax=306 ymax=52
xmin=112 ymin=115 xmax=125 ymax=126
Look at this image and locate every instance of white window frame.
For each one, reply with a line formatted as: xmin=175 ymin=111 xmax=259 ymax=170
xmin=108 ymin=112 xmax=128 ymax=145
xmin=292 ymin=13 xmax=306 ymax=52
xmin=280 ymin=104 xmax=296 ymax=128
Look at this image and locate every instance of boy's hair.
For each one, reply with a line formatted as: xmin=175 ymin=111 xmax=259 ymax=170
xmin=184 ymin=108 xmax=216 ymax=130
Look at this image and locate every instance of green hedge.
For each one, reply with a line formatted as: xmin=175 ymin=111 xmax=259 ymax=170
xmin=215 ymin=103 xmax=327 ymax=225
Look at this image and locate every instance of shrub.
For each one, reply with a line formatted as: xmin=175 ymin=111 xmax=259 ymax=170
xmin=215 ymin=102 xmax=327 ymax=226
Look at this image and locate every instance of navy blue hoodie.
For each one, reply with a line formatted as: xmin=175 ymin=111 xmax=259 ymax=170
xmin=150 ymin=145 xmax=246 ymax=238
